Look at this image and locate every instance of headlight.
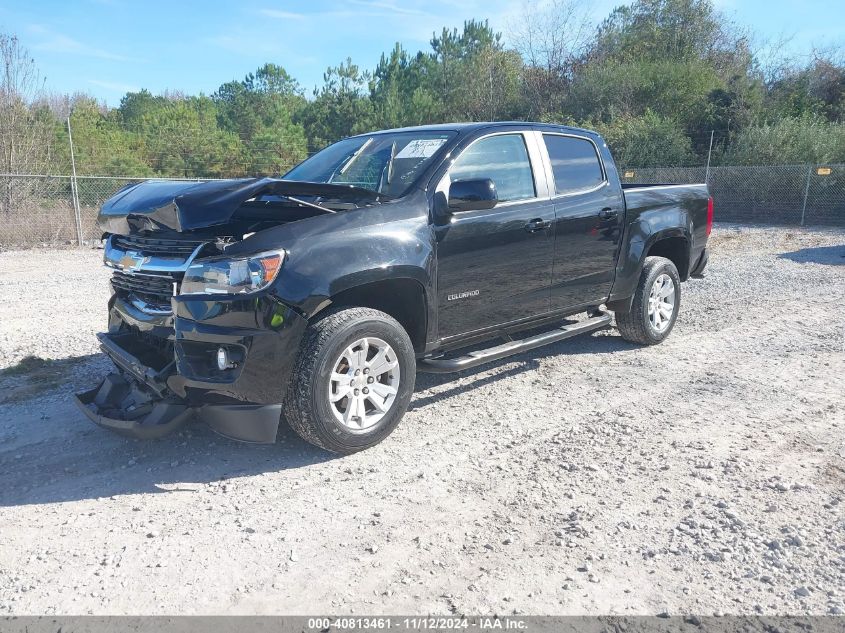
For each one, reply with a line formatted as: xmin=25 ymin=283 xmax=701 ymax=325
xmin=180 ymin=251 xmax=284 ymax=296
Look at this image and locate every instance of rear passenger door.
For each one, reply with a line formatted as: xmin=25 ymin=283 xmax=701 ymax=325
xmin=541 ymin=133 xmax=624 ymax=310
xmin=434 ymin=132 xmax=555 ymax=340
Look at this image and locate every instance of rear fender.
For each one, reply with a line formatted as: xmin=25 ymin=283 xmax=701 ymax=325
xmin=610 ymin=210 xmax=691 ymax=305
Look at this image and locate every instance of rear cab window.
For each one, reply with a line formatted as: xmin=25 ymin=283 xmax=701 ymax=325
xmin=542 ymin=134 xmax=605 ymax=195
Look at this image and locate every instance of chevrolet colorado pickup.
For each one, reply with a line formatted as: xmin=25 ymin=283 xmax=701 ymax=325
xmin=75 ymin=122 xmax=712 ymax=454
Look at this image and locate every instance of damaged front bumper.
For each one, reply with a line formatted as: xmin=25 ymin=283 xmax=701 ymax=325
xmin=75 ymin=372 xmax=193 ymax=440
xmin=76 ymin=294 xmax=307 ymax=443
xmin=74 ymin=372 xmax=283 ymax=443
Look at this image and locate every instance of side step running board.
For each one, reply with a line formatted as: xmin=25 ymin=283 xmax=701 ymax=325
xmin=418 ymin=313 xmax=613 ymax=374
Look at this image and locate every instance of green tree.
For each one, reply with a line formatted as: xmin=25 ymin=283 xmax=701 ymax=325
xmin=428 ymin=20 xmax=524 ymax=121
xmin=248 ymin=122 xmax=307 ymax=175
xmin=567 ymin=58 xmax=723 ymax=124
xmin=65 ymin=96 xmax=151 ymax=176
xmin=430 ymin=19 xmax=501 ymax=115
xmin=118 ymin=89 xmax=170 ymax=130
xmin=541 ymin=0 xmax=766 ymax=162
xmin=590 ymin=111 xmax=696 ymax=166
xmin=138 ymin=96 xmax=244 ymax=178
xmin=8 ymin=0 xmax=845 ymax=182
xmin=369 ymin=44 xmax=445 ymax=128
xmin=214 ymin=63 xmax=306 ymax=140
xmin=299 ymin=58 xmax=374 ymax=150
xmin=590 ymin=0 xmax=753 ymax=76
xmin=766 ymin=54 xmax=845 ymax=122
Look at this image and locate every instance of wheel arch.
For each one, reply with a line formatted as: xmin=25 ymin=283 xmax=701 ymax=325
xmin=313 ymin=277 xmax=429 ymax=353
xmin=644 ymin=231 xmax=691 ymax=281
xmin=607 ymin=227 xmax=690 ymax=312
xmin=614 ymin=254 xmax=682 ymax=346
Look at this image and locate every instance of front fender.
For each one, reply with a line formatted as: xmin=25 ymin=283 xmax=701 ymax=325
xmin=271 ymin=216 xmax=435 ymax=319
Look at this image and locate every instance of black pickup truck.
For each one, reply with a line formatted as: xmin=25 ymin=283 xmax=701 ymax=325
xmin=76 ymin=122 xmax=712 ymax=454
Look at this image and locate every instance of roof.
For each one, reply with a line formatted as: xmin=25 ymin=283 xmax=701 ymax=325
xmin=357 ymin=121 xmax=599 ymax=138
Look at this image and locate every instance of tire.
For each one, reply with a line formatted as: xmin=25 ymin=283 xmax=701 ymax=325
xmin=615 ymin=256 xmax=681 ymax=346
xmin=282 ymin=307 xmax=416 ymax=454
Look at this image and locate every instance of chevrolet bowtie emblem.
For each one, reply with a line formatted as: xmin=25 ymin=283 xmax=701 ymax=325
xmin=118 ymin=251 xmax=148 ymax=272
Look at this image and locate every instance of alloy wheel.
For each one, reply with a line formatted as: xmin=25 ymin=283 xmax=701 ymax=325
xmin=647 ymin=273 xmax=676 ymax=332
xmin=328 ymin=337 xmax=400 ymax=430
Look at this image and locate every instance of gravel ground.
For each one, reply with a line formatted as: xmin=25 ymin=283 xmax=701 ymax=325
xmin=0 ymin=224 xmax=843 ymax=616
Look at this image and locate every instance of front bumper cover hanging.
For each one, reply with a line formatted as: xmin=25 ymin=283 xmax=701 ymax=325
xmin=75 ymin=332 xmax=283 ymax=443
xmin=74 ymin=373 xmax=193 ymax=440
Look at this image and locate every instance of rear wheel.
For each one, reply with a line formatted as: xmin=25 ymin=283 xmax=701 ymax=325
xmin=282 ymin=307 xmax=416 ymax=454
xmin=615 ymin=256 xmax=681 ymax=345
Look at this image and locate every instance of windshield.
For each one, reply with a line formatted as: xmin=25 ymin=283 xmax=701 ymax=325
xmin=284 ymin=131 xmax=456 ymax=197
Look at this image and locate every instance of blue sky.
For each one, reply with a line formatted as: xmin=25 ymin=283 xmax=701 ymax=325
xmin=1 ymin=0 xmax=843 ymax=106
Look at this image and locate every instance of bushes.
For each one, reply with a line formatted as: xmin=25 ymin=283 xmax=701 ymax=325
xmin=719 ymin=115 xmax=845 ymax=165
xmin=589 ymin=111 xmax=696 ymax=167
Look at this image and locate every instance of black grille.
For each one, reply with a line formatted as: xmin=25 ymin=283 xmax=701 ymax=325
xmin=112 ymin=234 xmax=206 ymax=256
xmin=111 ymin=270 xmax=176 ymax=311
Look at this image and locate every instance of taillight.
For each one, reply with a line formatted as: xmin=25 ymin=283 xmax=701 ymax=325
xmin=706 ymin=196 xmax=714 ymax=236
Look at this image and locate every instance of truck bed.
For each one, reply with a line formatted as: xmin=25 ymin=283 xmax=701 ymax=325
xmin=617 ymin=182 xmax=711 ymax=288
xmin=622 ymin=183 xmax=709 ymax=215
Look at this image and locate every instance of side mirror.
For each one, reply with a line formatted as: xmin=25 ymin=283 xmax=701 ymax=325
xmin=448 ymin=178 xmax=498 ymax=212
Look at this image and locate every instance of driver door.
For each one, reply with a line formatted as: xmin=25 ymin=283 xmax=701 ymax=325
xmin=433 ymin=132 xmax=555 ymax=340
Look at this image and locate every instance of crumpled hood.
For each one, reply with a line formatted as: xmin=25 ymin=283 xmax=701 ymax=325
xmin=97 ymin=177 xmax=387 ymax=234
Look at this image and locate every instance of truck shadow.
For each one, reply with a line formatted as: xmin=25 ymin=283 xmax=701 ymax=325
xmin=0 ymin=331 xmax=635 ymax=508
xmin=778 ymin=244 xmax=845 ymax=265
xmin=411 ymin=331 xmax=635 ymax=409
xmin=0 ymin=414 xmax=337 ymax=508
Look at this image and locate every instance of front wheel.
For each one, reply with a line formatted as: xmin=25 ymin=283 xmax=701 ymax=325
xmin=615 ymin=256 xmax=681 ymax=345
xmin=282 ymin=308 xmax=416 ymax=454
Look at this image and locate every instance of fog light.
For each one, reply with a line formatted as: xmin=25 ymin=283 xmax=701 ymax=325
xmin=216 ymin=347 xmax=231 ymax=371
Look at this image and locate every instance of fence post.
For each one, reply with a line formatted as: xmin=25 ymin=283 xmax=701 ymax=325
xmin=66 ymin=116 xmax=84 ymax=246
xmin=704 ymin=130 xmax=714 ymax=185
xmin=800 ymin=164 xmax=812 ymax=227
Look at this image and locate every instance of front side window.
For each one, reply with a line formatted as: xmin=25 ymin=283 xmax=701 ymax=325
xmin=449 ymin=134 xmax=535 ymax=203
xmin=543 ymin=134 xmax=604 ymax=195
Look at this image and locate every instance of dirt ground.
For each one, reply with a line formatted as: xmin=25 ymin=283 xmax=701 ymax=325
xmin=0 ymin=224 xmax=843 ymax=616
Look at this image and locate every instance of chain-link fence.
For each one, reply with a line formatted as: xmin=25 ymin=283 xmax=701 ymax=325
xmin=0 ymin=175 xmax=77 ymax=246
xmin=619 ymin=164 xmax=845 ymax=226
xmin=0 ymin=165 xmax=843 ymax=248
xmin=0 ymin=175 xmax=202 ymax=247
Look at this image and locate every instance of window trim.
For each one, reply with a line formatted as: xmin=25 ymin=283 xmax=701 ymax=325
xmin=539 ymin=132 xmax=609 ymax=199
xmin=436 ymin=130 xmax=549 ymax=212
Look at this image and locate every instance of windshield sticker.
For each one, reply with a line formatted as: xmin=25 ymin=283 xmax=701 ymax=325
xmin=395 ymin=138 xmax=447 ymax=159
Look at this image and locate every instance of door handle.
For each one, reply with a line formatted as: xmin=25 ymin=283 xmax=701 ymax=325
xmin=524 ymin=218 xmax=551 ymax=232
xmin=599 ymin=207 xmax=618 ymax=220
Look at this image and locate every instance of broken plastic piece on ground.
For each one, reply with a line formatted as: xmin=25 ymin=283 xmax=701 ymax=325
xmin=74 ymin=372 xmax=192 ymax=440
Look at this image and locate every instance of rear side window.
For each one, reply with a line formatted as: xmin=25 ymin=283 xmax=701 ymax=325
xmin=450 ymin=134 xmax=535 ymax=203
xmin=543 ymin=134 xmax=604 ymax=195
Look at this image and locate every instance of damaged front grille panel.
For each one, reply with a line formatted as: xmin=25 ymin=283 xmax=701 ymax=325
xmin=111 ymin=269 xmax=177 ymax=314
xmin=105 ymin=233 xmax=213 ymax=315
xmin=112 ymin=234 xmax=206 ymax=256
